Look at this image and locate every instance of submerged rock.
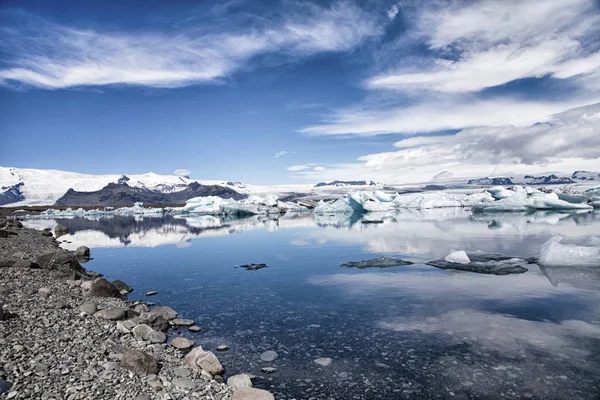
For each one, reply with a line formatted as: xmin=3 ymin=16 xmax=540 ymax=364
xmin=340 ymin=256 xmax=413 ymax=269
xmin=259 ymin=350 xmax=279 ymax=362
xmin=314 ymin=357 xmax=333 ymax=367
xmin=240 ymin=263 xmax=268 ymax=271
xmin=426 ymin=252 xmax=531 ymax=275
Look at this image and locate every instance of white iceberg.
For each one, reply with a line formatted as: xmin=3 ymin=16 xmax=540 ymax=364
xmin=538 ymin=236 xmax=600 ymax=267
xmin=445 ymin=250 xmax=471 ymax=264
xmin=177 ymin=194 xmax=308 ymax=216
xmin=475 ymin=186 xmax=594 ymax=212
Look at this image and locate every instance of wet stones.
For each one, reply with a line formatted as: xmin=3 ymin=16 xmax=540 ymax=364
xmin=54 ymin=224 xmax=69 ymax=237
xmin=260 ymin=367 xmax=277 ymax=374
xmin=171 ymin=337 xmax=194 ymax=351
xmin=145 ymin=291 xmax=157 ymax=296
xmin=314 ymin=357 xmax=333 ymax=367
xmin=340 ymin=256 xmax=413 ymax=269
xmin=216 ymin=344 xmax=230 ymax=352
xmin=240 ymin=263 xmax=268 ymax=271
xmin=150 ymin=306 xmax=177 ymax=321
xmin=188 ymin=325 xmax=201 ymax=333
xmin=184 ymin=347 xmax=224 ymax=376
xmin=426 ymin=252 xmax=531 ymax=275
xmin=131 ymin=324 xmax=167 ymax=343
xmin=112 ymin=280 xmax=133 ymax=295
xmin=121 ymin=350 xmax=158 ymax=376
xmin=231 ymin=388 xmax=275 ymax=400
xmin=259 ymin=350 xmax=279 ymax=362
xmin=135 ymin=311 xmax=170 ymax=332
xmin=227 ymin=374 xmax=253 ymax=389
xmin=172 ymin=318 xmax=194 ymax=327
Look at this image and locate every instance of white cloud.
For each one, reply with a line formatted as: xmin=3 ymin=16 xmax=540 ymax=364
xmin=313 ymin=166 xmax=326 ymax=171
xmin=296 ymin=102 xmax=600 ymax=183
xmin=368 ymin=0 xmax=600 ymax=93
xmin=387 ymin=4 xmax=399 ymax=20
xmin=173 ymin=169 xmax=191 ymax=177
xmin=274 ymin=150 xmax=293 ymax=158
xmin=0 ymin=2 xmax=381 ymax=89
xmin=287 ymin=164 xmax=310 ymax=171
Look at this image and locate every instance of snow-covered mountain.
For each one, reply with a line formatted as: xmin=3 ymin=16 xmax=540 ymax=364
xmin=467 ymin=177 xmax=514 ymax=185
xmin=572 ymin=171 xmax=600 ymax=181
xmin=315 ymin=180 xmax=381 ymax=187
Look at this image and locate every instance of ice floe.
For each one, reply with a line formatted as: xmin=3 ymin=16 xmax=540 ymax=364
xmin=473 ymin=186 xmax=594 ymax=213
xmin=178 ymin=194 xmax=309 ymax=215
xmin=538 ymin=236 xmax=600 ymax=267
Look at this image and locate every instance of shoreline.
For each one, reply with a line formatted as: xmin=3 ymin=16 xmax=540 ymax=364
xmin=0 ymin=218 xmax=273 ymax=399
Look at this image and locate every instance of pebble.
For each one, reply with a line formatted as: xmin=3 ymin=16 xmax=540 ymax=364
xmin=172 ymin=318 xmax=194 ymax=326
xmin=216 ymin=345 xmax=230 ymax=352
xmin=171 ymin=337 xmax=194 ymax=351
xmin=188 ymin=325 xmax=201 ymax=332
xmin=314 ymin=357 xmax=333 ymax=367
xmin=145 ymin=291 xmax=158 ymax=296
xmin=260 ymin=350 xmax=279 ymax=362
xmin=261 ymin=367 xmax=277 ymax=374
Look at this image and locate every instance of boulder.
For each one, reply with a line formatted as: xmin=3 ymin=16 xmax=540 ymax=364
xmin=36 ymin=250 xmax=88 ymax=279
xmin=184 ymin=347 xmax=224 ymax=376
xmin=78 ymin=302 xmax=98 ymax=316
xmin=90 ymin=278 xmax=122 ymax=298
xmin=149 ymin=306 xmax=177 ymax=320
xmin=132 ymin=324 xmax=166 ymax=343
xmin=112 ymin=280 xmax=133 ymax=295
xmin=227 ymin=374 xmax=253 ymax=389
xmin=74 ymin=246 xmax=90 ymax=258
xmin=116 ymin=320 xmax=136 ymax=334
xmin=146 ymin=330 xmax=167 ymax=344
xmin=135 ymin=312 xmax=170 ymax=332
xmin=40 ymin=230 xmax=53 ymax=237
xmin=172 ymin=318 xmax=194 ymax=326
xmin=231 ymin=388 xmax=274 ymax=400
xmin=121 ymin=350 xmax=158 ymax=376
xmin=171 ymin=337 xmax=194 ymax=351
xmin=38 ymin=287 xmax=52 ymax=299
xmin=54 ymin=224 xmax=69 ymax=237
xmin=340 ymin=256 xmax=413 ymax=269
xmin=95 ymin=308 xmax=127 ymax=321
xmin=133 ymin=304 xmax=149 ymax=314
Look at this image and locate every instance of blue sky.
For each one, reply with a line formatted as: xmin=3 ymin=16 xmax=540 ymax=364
xmin=1 ymin=0 xmax=599 ymax=184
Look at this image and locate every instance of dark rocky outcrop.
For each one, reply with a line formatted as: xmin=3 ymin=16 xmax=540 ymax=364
xmin=240 ymin=263 xmax=268 ymax=271
xmin=0 ymin=182 xmax=25 ymax=206
xmin=90 ymin=278 xmax=123 ymax=298
xmin=121 ymin=350 xmax=159 ymax=376
xmin=315 ymin=180 xmax=378 ymax=187
xmin=54 ymin=182 xmax=246 ymax=207
xmin=467 ymin=177 xmax=514 ymax=185
xmin=36 ymin=250 xmax=88 ymax=279
xmin=340 ymin=256 xmax=413 ymax=269
xmin=524 ymin=174 xmax=574 ymax=185
xmin=426 ymin=253 xmax=531 ymax=275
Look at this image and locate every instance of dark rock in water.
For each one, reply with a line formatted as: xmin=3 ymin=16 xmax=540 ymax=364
xmin=36 ymin=250 xmax=88 ymax=279
xmin=340 ymin=256 xmax=413 ymax=269
xmin=426 ymin=253 xmax=531 ymax=275
xmin=89 ymin=278 xmax=122 ymax=298
xmin=261 ymin=367 xmax=277 ymax=374
xmin=240 ymin=263 xmax=268 ymax=271
xmin=0 ymin=230 xmax=8 ymax=238
xmin=54 ymin=181 xmax=246 ymax=207
xmin=121 ymin=350 xmax=158 ymax=376
xmin=361 ymin=220 xmax=384 ymax=224
xmin=422 ymin=184 xmax=447 ymax=191
xmin=112 ymin=280 xmax=133 ymax=294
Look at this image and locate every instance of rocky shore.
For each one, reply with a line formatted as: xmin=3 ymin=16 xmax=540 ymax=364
xmin=0 ymin=219 xmax=273 ymax=400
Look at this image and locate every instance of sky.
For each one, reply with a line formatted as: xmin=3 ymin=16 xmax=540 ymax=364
xmin=0 ymin=0 xmax=599 ymax=185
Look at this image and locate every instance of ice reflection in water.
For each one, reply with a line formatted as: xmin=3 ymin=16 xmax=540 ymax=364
xmin=22 ymin=211 xmax=600 ymax=399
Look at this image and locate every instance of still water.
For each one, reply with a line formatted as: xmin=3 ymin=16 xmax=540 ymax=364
xmin=25 ymin=210 xmax=600 ymax=399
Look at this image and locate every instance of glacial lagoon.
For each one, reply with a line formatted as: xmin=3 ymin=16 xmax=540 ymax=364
xmin=23 ymin=211 xmax=600 ymax=399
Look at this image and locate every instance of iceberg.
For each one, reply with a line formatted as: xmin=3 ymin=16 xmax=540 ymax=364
xmin=177 ymin=194 xmax=308 ymax=216
xmin=538 ymin=236 xmax=600 ymax=267
xmin=474 ymin=186 xmax=594 ymax=212
xmin=445 ymin=250 xmax=470 ymax=264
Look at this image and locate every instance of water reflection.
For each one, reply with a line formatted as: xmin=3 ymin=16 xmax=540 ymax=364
xmin=20 ymin=210 xmax=600 ymax=399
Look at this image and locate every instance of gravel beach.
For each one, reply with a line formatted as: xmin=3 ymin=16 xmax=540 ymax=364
xmin=0 ymin=218 xmax=272 ymax=400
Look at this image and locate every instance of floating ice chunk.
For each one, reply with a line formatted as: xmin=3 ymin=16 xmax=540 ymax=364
xmin=445 ymin=250 xmax=470 ymax=264
xmin=487 ymin=186 xmax=515 ymax=200
xmin=538 ymin=236 xmax=600 ymax=267
xmin=475 ymin=186 xmax=593 ymax=212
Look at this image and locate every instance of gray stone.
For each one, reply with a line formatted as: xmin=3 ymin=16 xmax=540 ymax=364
xmin=78 ymin=301 xmax=98 ymax=316
xmin=54 ymin=224 xmax=69 ymax=236
xmin=116 ymin=320 xmax=136 ymax=333
xmin=145 ymin=291 xmax=157 ymax=296
xmin=121 ymin=350 xmax=158 ymax=376
xmin=314 ymin=357 xmax=333 ymax=367
xmin=36 ymin=250 xmax=87 ymax=279
xmin=38 ymin=287 xmax=52 ymax=299
xmin=231 ymin=388 xmax=274 ymax=400
xmin=184 ymin=346 xmax=224 ymax=376
xmin=134 ymin=304 xmax=149 ymax=314
xmin=171 ymin=377 xmax=196 ymax=390
xmin=171 ymin=337 xmax=194 ymax=351
xmin=172 ymin=318 xmax=194 ymax=326
xmin=90 ymin=278 xmax=122 ymax=298
xmin=112 ymin=280 xmax=132 ymax=294
xmin=216 ymin=344 xmax=230 ymax=352
xmin=95 ymin=308 xmax=127 ymax=321
xmin=340 ymin=256 xmax=414 ymax=269
xmin=146 ymin=329 xmax=166 ymax=344
xmin=227 ymin=374 xmax=253 ymax=389
xmin=75 ymin=246 xmax=90 ymax=258
xmin=132 ymin=324 xmax=153 ymax=340
xmin=12 ymin=260 xmax=37 ymax=269
xmin=259 ymin=350 xmax=279 ymax=362
xmin=150 ymin=306 xmax=177 ymax=320
xmin=188 ymin=325 xmax=201 ymax=332
xmin=135 ymin=312 xmax=170 ymax=332
xmin=260 ymin=367 xmax=277 ymax=374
